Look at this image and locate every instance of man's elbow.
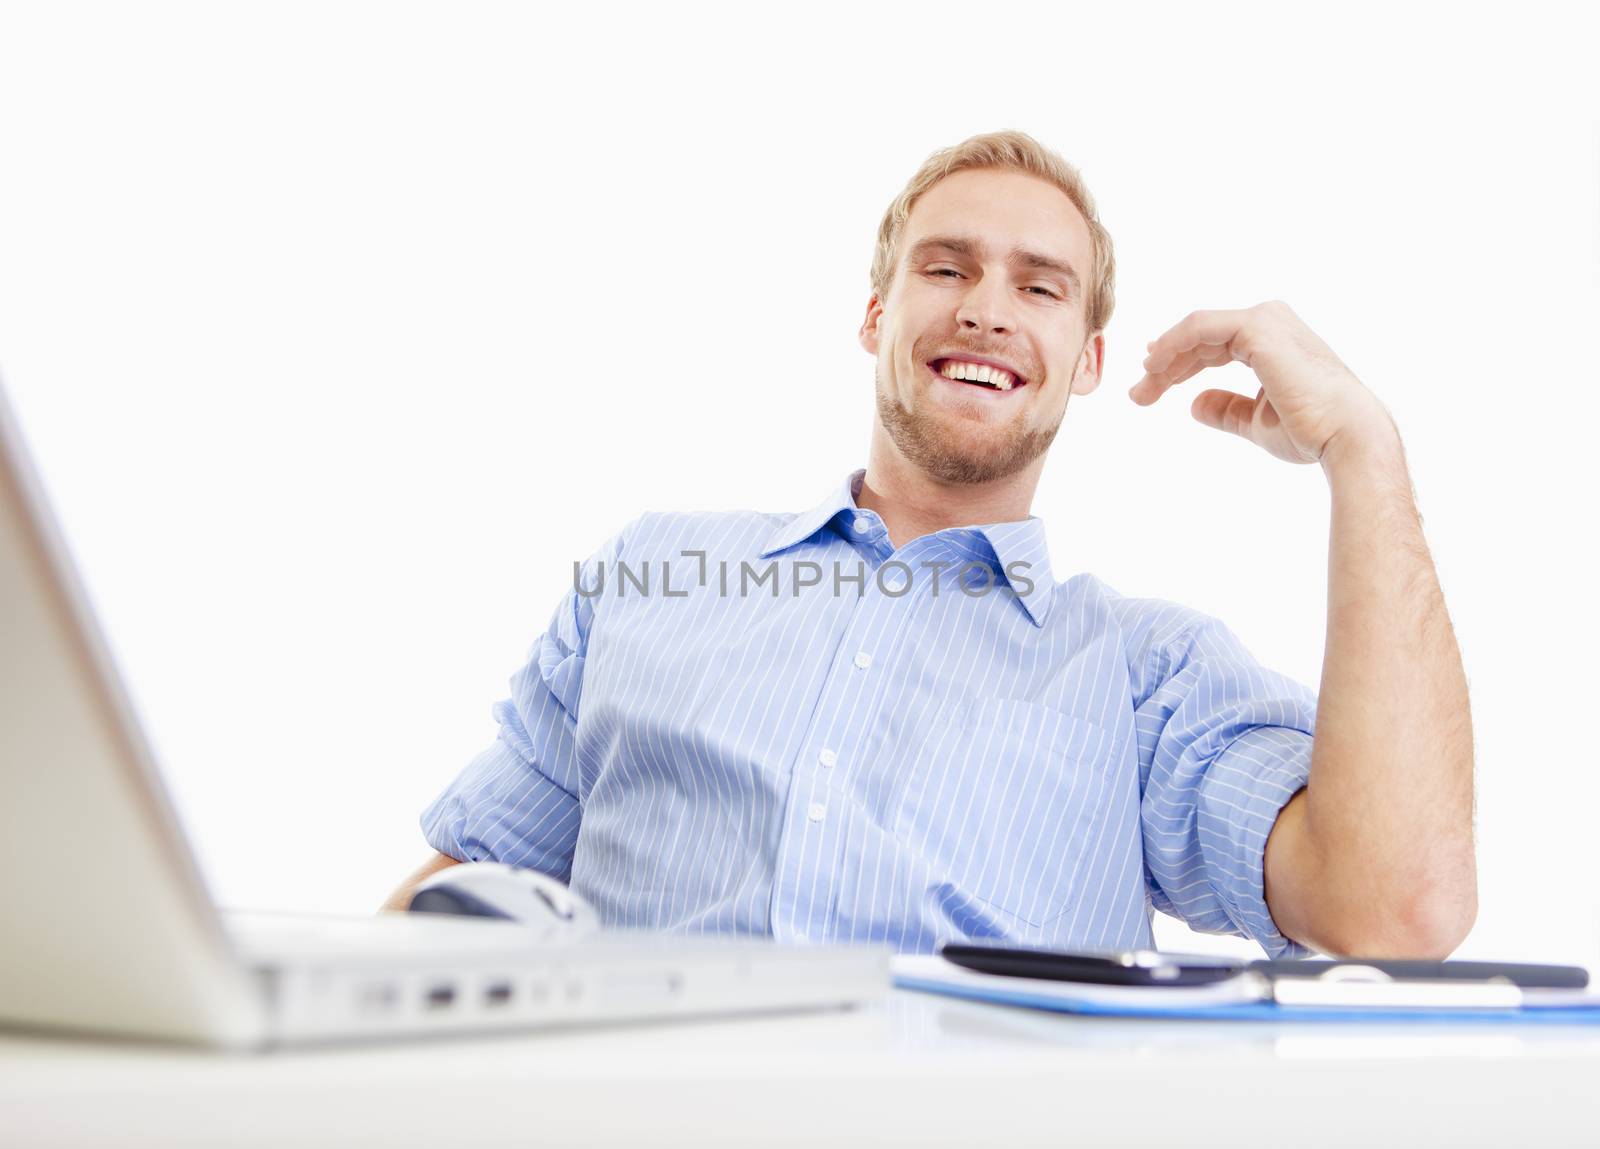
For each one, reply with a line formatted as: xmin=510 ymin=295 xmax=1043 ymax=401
xmin=1319 ymin=870 xmax=1478 ymax=959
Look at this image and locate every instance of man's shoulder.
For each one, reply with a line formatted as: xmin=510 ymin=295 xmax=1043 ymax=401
xmin=1074 ymin=576 xmax=1223 ymax=657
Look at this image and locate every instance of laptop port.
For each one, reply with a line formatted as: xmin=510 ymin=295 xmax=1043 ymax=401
xmin=424 ymin=983 xmax=457 ymax=1010
xmin=483 ymin=981 xmax=514 ymax=1007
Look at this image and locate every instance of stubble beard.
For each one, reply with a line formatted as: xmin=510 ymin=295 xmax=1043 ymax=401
xmin=875 ymin=363 xmax=1066 ymax=485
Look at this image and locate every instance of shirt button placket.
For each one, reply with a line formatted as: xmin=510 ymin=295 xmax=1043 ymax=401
xmin=787 ymin=521 xmax=885 ymax=939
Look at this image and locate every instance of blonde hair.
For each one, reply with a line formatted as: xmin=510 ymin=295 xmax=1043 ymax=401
xmin=870 ymin=130 xmax=1116 ymax=335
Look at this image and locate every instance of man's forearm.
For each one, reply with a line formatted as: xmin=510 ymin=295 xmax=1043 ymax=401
xmin=1271 ymin=415 xmax=1477 ymax=956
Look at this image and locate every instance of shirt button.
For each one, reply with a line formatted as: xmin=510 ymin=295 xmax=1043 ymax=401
xmin=807 ymin=802 xmax=826 ymax=823
xmin=852 ymin=517 xmax=870 ymax=534
xmin=853 ymin=650 xmax=872 ymax=670
xmin=818 ymin=748 xmax=837 ymax=768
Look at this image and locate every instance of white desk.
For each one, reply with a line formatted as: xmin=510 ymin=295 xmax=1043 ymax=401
xmin=4 ymin=987 xmax=1599 ymax=1147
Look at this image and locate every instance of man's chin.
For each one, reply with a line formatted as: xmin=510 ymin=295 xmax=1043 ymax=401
xmin=876 ymin=389 xmax=1060 ymax=485
xmin=896 ymin=424 xmax=1052 ymax=486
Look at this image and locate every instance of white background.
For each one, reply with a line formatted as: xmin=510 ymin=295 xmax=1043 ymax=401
xmin=1 ymin=1 xmax=1595 ymax=964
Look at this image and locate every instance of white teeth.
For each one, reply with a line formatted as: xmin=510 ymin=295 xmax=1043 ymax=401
xmin=938 ymin=359 xmax=1017 ymax=390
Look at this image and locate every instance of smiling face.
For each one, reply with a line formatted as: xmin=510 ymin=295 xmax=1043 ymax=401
xmin=859 ymin=167 xmax=1104 ymax=486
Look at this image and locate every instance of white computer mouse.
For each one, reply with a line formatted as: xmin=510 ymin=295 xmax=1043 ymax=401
xmin=407 ymin=862 xmax=601 ymax=943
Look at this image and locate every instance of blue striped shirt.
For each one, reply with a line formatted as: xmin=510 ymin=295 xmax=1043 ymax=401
xmin=422 ymin=469 xmax=1318 ymax=958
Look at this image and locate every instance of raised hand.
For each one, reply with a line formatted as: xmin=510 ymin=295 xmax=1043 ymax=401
xmin=1129 ymin=300 xmax=1395 ymax=466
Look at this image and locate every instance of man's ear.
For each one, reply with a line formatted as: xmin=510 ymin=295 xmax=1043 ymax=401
xmin=858 ymin=294 xmax=884 ymax=356
xmin=1071 ymin=331 xmax=1105 ymax=396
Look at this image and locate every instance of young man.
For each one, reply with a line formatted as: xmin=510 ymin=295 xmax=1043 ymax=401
xmin=384 ymin=131 xmax=1476 ymax=959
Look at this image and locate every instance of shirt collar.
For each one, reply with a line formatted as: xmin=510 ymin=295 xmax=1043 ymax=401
xmin=759 ymin=469 xmax=1055 ymax=627
xmin=758 ymin=469 xmax=864 ymax=560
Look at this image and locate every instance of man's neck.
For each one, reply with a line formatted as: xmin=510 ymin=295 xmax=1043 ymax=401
xmin=856 ymin=436 xmax=1043 ymax=551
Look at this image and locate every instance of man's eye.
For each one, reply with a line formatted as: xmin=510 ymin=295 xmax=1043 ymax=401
xmin=930 ymin=268 xmax=1057 ymax=299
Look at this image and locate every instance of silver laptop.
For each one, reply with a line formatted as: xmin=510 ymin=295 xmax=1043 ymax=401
xmin=0 ymin=379 xmax=889 ymax=1050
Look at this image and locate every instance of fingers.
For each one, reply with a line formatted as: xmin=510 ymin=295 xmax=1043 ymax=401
xmin=1129 ymin=342 xmax=1229 ymax=405
xmin=1145 ymin=309 xmax=1253 ymax=373
xmin=1190 ymin=387 xmax=1257 ymax=439
xmin=1129 ymin=308 xmax=1254 ymax=406
xmin=1130 ymin=363 xmax=1197 ymax=405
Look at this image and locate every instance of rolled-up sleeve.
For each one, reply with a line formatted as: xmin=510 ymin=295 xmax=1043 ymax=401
xmin=1124 ymin=602 xmax=1319 ymax=958
xmin=419 ymin=526 xmax=625 ymax=881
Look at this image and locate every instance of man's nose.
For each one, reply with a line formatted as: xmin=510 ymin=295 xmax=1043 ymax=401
xmin=954 ymin=273 xmax=1016 ymax=334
